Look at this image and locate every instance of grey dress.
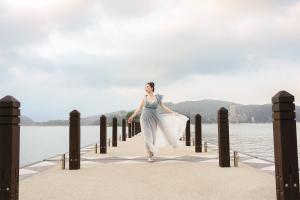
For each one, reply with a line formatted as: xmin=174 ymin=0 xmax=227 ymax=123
xmin=140 ymin=94 xmax=189 ymax=153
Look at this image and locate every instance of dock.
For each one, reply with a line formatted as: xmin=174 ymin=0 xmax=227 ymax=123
xmin=19 ymin=134 xmax=275 ymax=200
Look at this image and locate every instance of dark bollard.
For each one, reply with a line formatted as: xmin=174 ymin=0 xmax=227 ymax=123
xmin=100 ymin=115 xmax=107 ymax=154
xmin=195 ymin=114 xmax=202 ymax=152
xmin=132 ymin=121 xmax=135 ymax=137
xmin=112 ymin=117 xmax=117 ymax=147
xmin=137 ymin=122 xmax=141 ymax=134
xmin=135 ymin=121 xmax=139 ymax=134
xmin=69 ymin=110 xmax=80 ymax=170
xmin=185 ymin=118 xmax=191 ymax=146
xmin=134 ymin=121 xmax=137 ymax=136
xmin=134 ymin=122 xmax=137 ymax=135
xmin=134 ymin=121 xmax=139 ymax=135
xmin=135 ymin=121 xmax=139 ymax=135
xmin=122 ymin=119 xmax=126 ymax=141
xmin=128 ymin=122 xmax=132 ymax=138
xmin=218 ymin=107 xmax=230 ymax=167
xmin=272 ymin=91 xmax=299 ymax=200
xmin=0 ymin=96 xmax=20 ymax=200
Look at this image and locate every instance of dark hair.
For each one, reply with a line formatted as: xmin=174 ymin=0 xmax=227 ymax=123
xmin=146 ymin=82 xmax=155 ymax=92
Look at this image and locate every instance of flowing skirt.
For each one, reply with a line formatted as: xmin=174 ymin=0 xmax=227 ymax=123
xmin=140 ymin=109 xmax=189 ymax=153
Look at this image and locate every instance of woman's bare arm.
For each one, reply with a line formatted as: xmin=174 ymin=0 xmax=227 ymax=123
xmin=128 ymin=98 xmax=145 ymax=123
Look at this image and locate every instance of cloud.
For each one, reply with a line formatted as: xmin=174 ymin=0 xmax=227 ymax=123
xmin=161 ymin=64 xmax=300 ymax=105
xmin=0 ymin=0 xmax=300 ymax=120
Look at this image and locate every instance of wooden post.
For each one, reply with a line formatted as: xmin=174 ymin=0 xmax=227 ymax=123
xmin=100 ymin=115 xmax=107 ymax=154
xmin=69 ymin=110 xmax=80 ymax=170
xmin=132 ymin=121 xmax=135 ymax=137
xmin=137 ymin=122 xmax=141 ymax=134
xmin=195 ymin=114 xmax=202 ymax=152
xmin=135 ymin=121 xmax=138 ymax=135
xmin=218 ymin=107 xmax=230 ymax=167
xmin=128 ymin=123 xmax=132 ymax=138
xmin=122 ymin=119 xmax=126 ymax=141
xmin=112 ymin=117 xmax=117 ymax=147
xmin=134 ymin=121 xmax=138 ymax=135
xmin=185 ymin=118 xmax=191 ymax=146
xmin=0 ymin=96 xmax=20 ymax=200
xmin=272 ymin=91 xmax=299 ymax=200
xmin=95 ymin=144 xmax=98 ymax=154
xmin=134 ymin=122 xmax=138 ymax=135
xmin=204 ymin=142 xmax=207 ymax=152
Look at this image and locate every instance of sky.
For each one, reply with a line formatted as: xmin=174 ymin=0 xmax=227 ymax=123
xmin=0 ymin=0 xmax=300 ymax=121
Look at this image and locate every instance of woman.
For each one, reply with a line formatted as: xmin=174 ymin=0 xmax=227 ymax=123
xmin=128 ymin=82 xmax=189 ymax=162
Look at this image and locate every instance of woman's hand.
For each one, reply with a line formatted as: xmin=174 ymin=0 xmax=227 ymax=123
xmin=128 ymin=116 xmax=134 ymax=124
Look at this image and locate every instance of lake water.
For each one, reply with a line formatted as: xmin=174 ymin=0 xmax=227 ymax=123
xmin=20 ymin=123 xmax=300 ymax=167
xmin=20 ymin=126 xmax=119 ymax=167
xmin=197 ymin=123 xmax=300 ymax=162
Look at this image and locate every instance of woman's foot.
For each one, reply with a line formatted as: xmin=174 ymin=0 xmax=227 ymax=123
xmin=146 ymin=150 xmax=154 ymax=162
xmin=150 ymin=151 xmax=154 ymax=157
xmin=146 ymin=150 xmax=153 ymax=157
xmin=148 ymin=157 xmax=154 ymax=162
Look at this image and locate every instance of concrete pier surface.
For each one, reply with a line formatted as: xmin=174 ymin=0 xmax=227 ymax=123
xmin=19 ymin=134 xmax=276 ymax=200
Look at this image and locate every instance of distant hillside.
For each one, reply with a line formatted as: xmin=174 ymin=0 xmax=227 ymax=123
xmin=166 ymin=99 xmax=299 ymax=123
xmin=20 ymin=115 xmax=36 ymax=125
xmin=20 ymin=110 xmax=128 ymax=126
xmin=20 ymin=99 xmax=300 ymax=125
xmin=89 ymin=110 xmax=128 ymax=126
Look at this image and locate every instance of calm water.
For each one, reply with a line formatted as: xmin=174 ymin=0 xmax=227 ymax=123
xmin=193 ymin=123 xmax=300 ymax=162
xmin=20 ymin=126 xmax=121 ymax=167
xmin=20 ymin=123 xmax=300 ymax=167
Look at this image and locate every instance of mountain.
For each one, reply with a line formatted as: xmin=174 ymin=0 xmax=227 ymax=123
xmin=20 ymin=110 xmax=128 ymax=126
xmin=234 ymin=104 xmax=272 ymax=123
xmin=20 ymin=115 xmax=36 ymax=125
xmin=20 ymin=99 xmax=300 ymax=125
xmin=89 ymin=110 xmax=128 ymax=126
xmin=167 ymin=99 xmax=299 ymax=123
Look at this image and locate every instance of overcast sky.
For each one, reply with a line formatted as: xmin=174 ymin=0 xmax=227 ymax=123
xmin=0 ymin=0 xmax=299 ymax=121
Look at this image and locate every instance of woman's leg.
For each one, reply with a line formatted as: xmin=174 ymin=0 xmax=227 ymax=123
xmin=140 ymin=116 xmax=152 ymax=158
xmin=149 ymin=120 xmax=157 ymax=157
xmin=145 ymin=143 xmax=152 ymax=157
